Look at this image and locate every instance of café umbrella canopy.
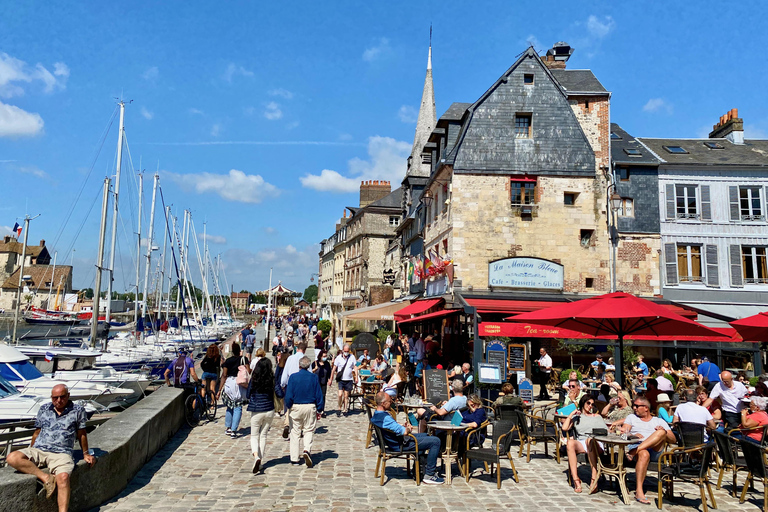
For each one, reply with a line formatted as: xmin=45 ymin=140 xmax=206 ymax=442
xmin=505 ymin=292 xmax=728 ymax=387
xmin=730 ymin=312 xmax=768 ymax=342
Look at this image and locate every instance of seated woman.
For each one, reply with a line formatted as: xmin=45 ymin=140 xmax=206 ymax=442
xmin=740 ymin=396 xmax=768 ymax=443
xmin=459 ymin=395 xmax=488 ymax=449
xmin=562 ymin=395 xmax=607 ymax=494
xmin=604 ymin=372 xmax=622 ymax=393
xmin=660 ymin=358 xmax=676 ymax=376
xmin=495 ymin=382 xmax=521 ymax=406
xmin=602 ymin=390 xmax=632 ymax=428
xmin=655 ymin=393 xmax=674 ymax=424
xmin=381 ymin=365 xmax=407 ymax=398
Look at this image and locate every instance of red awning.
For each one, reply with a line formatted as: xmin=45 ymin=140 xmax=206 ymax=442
xmin=394 ymin=298 xmax=443 ymax=320
xmin=466 ymin=298 xmax=565 ymax=314
xmin=479 ymin=322 xmax=748 ymax=342
xmin=397 ymin=309 xmax=459 ymax=325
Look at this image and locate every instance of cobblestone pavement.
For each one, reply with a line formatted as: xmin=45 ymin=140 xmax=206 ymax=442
xmin=91 ymin=391 xmax=765 ymax=512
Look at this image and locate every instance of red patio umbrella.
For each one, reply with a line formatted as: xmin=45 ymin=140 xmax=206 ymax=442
xmin=506 ymin=292 xmax=728 ymax=387
xmin=730 ymin=312 xmax=768 ymax=342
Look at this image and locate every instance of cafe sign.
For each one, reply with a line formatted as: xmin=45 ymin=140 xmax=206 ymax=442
xmin=488 ymin=257 xmax=564 ymax=290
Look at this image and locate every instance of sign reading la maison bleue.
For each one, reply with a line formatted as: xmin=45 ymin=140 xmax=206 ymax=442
xmin=488 ymin=257 xmax=564 ymax=290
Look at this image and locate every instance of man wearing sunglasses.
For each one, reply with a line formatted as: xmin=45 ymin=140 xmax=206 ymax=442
xmin=7 ymin=384 xmax=95 ymax=512
xmin=620 ymin=396 xmax=674 ymax=505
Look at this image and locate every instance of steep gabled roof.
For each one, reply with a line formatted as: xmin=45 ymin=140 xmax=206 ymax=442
xmin=1 ymin=265 xmax=72 ymax=290
xmin=611 ymin=123 xmax=659 ymax=165
xmin=368 ymin=187 xmax=403 ymax=209
xmin=440 ymin=102 xmax=471 ymax=121
xmin=550 ymin=69 xmax=608 ymax=94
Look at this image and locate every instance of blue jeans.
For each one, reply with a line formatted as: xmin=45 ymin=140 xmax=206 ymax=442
xmin=409 ymin=352 xmax=417 ymax=364
xmin=225 ymin=405 xmax=243 ymax=431
xmin=403 ymin=433 xmax=441 ymax=476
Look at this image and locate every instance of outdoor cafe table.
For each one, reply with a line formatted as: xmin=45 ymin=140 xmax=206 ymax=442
xmin=361 ymin=380 xmax=384 ymax=393
xmin=427 ymin=421 xmax=470 ymax=484
xmin=589 ymin=434 xmax=635 ymax=504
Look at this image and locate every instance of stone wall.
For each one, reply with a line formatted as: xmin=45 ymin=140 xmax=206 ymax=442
xmin=0 ymin=387 xmax=185 ymax=512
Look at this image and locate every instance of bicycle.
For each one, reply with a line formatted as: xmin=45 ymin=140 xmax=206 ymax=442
xmin=184 ymin=382 xmax=218 ymax=427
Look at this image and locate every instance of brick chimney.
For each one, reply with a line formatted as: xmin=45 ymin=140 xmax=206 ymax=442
xmin=542 ymin=41 xmax=574 ymax=70
xmin=709 ymin=108 xmax=744 ymax=145
xmin=3 ymin=235 xmax=10 ymax=243
xmin=39 ymin=239 xmax=45 ymax=247
xmin=359 ymin=180 xmax=392 ymax=208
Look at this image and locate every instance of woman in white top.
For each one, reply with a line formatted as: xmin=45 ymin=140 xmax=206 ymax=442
xmin=382 ymin=365 xmax=407 ymax=398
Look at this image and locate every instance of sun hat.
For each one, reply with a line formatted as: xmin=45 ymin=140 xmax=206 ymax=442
xmin=656 ymin=393 xmax=672 ymax=403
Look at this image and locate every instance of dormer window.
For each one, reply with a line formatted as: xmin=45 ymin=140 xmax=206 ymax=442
xmin=610 ymin=132 xmax=622 ymax=140
xmin=623 ymin=148 xmax=642 ymax=157
xmin=663 ymin=145 xmax=688 ymax=154
xmin=704 ymin=141 xmax=724 ymax=150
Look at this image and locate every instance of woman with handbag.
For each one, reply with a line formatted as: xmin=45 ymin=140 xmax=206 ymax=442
xmin=218 ymin=343 xmax=248 ymax=438
xmin=247 ymin=358 xmax=275 ymax=474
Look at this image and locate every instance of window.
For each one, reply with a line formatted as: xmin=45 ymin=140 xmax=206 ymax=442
xmin=663 ymin=145 xmax=689 ymax=154
xmin=618 ymin=198 xmax=634 ymax=217
xmin=618 ymin=167 xmax=630 ymax=181
xmin=580 ymin=229 xmax=594 ymax=248
xmin=677 ymin=245 xmax=702 ymax=282
xmin=524 ymin=74 xmax=534 ymax=84
xmin=704 ymin=141 xmax=724 ymax=150
xmin=739 ymin=187 xmax=763 ymax=220
xmin=389 ymin=216 xmax=400 ymax=227
xmin=585 ymin=277 xmax=594 ymax=288
xmin=441 ymin=183 xmax=449 ymax=213
xmin=743 ymin=246 xmax=768 ymax=284
xmin=564 ymin=192 xmax=577 ymax=205
xmin=623 ymin=148 xmax=642 ymax=157
xmin=515 ymin=113 xmax=532 ymax=138
xmin=610 ymin=132 xmax=622 ymax=140
xmin=675 ymin=185 xmax=698 ymax=218
xmin=584 ymin=100 xmax=590 ymax=112
xmin=511 ymin=181 xmax=536 ymax=206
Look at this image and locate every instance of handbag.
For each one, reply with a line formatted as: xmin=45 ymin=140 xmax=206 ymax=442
xmin=236 ymin=356 xmax=250 ymax=388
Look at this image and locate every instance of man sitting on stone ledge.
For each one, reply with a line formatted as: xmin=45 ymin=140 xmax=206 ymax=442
xmin=7 ymin=383 xmax=96 ymax=512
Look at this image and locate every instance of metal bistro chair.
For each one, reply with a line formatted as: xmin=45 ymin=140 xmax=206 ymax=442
xmin=739 ymin=438 xmax=768 ymax=511
xmin=371 ymin=423 xmax=421 ymax=486
xmin=515 ymin=409 xmax=560 ymax=464
xmin=712 ymin=430 xmax=748 ymax=498
xmin=657 ymin=443 xmax=716 ymax=512
xmin=464 ymin=418 xmax=520 ymax=488
xmin=675 ymin=421 xmax=705 ymax=448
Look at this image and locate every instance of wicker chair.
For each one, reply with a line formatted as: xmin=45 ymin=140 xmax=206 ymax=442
xmin=739 ymin=437 xmax=768 ymax=511
xmin=515 ymin=409 xmax=560 ymax=463
xmin=712 ymin=430 xmax=748 ymax=498
xmin=464 ymin=418 xmax=520 ymax=488
xmin=371 ymin=423 xmax=421 ymax=486
xmin=657 ymin=443 xmax=716 ymax=511
xmin=675 ymin=421 xmax=705 ymax=448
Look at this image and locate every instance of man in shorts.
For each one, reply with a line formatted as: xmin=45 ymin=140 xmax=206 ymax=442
xmin=620 ymin=396 xmax=675 ymax=504
xmin=329 ymin=344 xmax=356 ymax=416
xmin=7 ymin=384 xmax=96 ymax=512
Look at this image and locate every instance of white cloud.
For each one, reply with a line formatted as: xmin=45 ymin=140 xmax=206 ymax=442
xmin=338 ymin=133 xmax=353 ymax=141
xmin=586 ymin=15 xmax=616 ymax=39
xmin=643 ymin=98 xmax=673 ymax=114
xmin=285 ymin=244 xmax=297 ymax=254
xmin=269 ymin=88 xmax=293 ymax=99
xmin=189 ymin=108 xmax=204 ymax=116
xmin=0 ymin=52 xmax=68 ymax=98
xmin=264 ymin=102 xmax=282 ymax=120
xmin=140 ymin=106 xmax=154 ymax=120
xmin=211 ymin=123 xmax=222 ymax=137
xmin=142 ymin=66 xmax=159 ymax=81
xmin=0 ymin=100 xmax=44 ymax=137
xmin=223 ymin=63 xmax=254 ymax=83
xmin=300 ymin=136 xmax=410 ymax=193
xmin=398 ymin=105 xmax=418 ymax=124
xmin=165 ymin=169 xmax=280 ymax=204
xmin=18 ymin=166 xmax=49 ymax=179
xmin=264 ymin=227 xmax=276 ymax=234
xmin=363 ymin=38 xmax=391 ymax=62
xmin=222 ymin=244 xmax=318 ymax=289
xmin=525 ymin=34 xmax=541 ymax=50
xmin=286 ymin=121 xmax=300 ymax=130
xmin=198 ymin=233 xmax=227 ymax=245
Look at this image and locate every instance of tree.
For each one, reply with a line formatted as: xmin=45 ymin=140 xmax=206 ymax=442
xmin=556 ymin=339 xmax=594 ymax=370
xmin=82 ymin=288 xmax=94 ymax=299
xmin=303 ymin=284 xmax=318 ymax=303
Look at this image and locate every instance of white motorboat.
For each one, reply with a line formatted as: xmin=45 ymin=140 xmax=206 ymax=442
xmin=0 ymin=374 xmax=48 ymax=423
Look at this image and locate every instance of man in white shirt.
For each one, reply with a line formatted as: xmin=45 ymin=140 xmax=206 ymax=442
xmin=537 ymin=347 xmax=552 ymax=400
xmin=705 ymin=370 xmax=747 ymax=430
xmin=621 ymin=396 xmax=675 ymax=504
xmin=674 ymin=389 xmax=715 ymax=441
xmin=329 ymin=344 xmax=357 ymax=417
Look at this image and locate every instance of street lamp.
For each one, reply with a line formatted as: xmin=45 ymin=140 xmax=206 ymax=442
xmin=610 ymin=190 xmax=622 ymax=292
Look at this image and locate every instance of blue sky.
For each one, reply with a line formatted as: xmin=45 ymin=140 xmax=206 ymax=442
xmin=1 ymin=1 xmax=767 ymax=295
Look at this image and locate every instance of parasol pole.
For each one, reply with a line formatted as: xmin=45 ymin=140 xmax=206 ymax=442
xmin=616 ymin=334 xmax=625 ymax=389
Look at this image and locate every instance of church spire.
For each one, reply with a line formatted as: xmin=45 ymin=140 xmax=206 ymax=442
xmin=407 ymin=30 xmax=437 ymax=178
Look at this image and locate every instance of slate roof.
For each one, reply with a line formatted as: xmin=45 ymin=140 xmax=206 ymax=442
xmin=440 ymin=102 xmax=471 ymax=121
xmin=550 ymin=69 xmax=608 ymax=94
xmin=1 ymin=265 xmax=72 ymax=290
xmin=636 ymin=138 xmax=768 ymax=167
xmin=367 ymin=187 xmax=403 ymax=209
xmin=610 ymin=124 xmax=660 ymax=165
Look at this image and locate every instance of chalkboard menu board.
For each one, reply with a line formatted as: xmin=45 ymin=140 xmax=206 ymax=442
xmin=507 ymin=344 xmax=526 ymax=371
xmin=423 ymin=369 xmax=450 ymax=405
xmin=518 ymin=378 xmax=534 ymax=404
xmin=352 ymin=333 xmax=381 ymax=356
xmin=487 ymin=349 xmax=507 ymax=380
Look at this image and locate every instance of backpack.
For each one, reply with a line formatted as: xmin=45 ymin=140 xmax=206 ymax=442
xmin=172 ymin=355 xmax=188 ymax=387
xmin=236 ymin=357 xmax=250 ymax=388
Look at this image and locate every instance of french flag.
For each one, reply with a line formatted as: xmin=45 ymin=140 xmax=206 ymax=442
xmin=12 ymin=222 xmax=22 ymax=237
xmin=45 ymin=352 xmax=54 ymax=362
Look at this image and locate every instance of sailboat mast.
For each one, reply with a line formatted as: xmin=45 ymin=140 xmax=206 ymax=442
xmin=154 ymin=198 xmax=167 ymax=321
xmin=105 ymin=100 xmax=126 ymax=324
xmin=175 ymin=210 xmax=187 ymax=318
xmin=134 ymin=171 xmax=143 ymax=330
xmin=142 ymin=173 xmax=158 ymax=321
xmin=91 ymin=178 xmax=111 ymax=347
xmin=48 ymin=251 xmax=57 ymax=309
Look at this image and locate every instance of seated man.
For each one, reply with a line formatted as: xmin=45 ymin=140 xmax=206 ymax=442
xmin=416 ymin=379 xmax=467 ymax=432
xmin=673 ymin=388 xmax=715 ymax=441
xmin=7 ymin=384 xmax=96 ymax=512
xmin=563 ymin=379 xmax=586 ymax=407
xmin=357 ymin=349 xmax=371 ymax=364
xmin=370 ymin=392 xmax=444 ymax=485
xmin=371 ymin=354 xmax=389 ymax=376
xmin=620 ymin=396 xmax=675 ymax=505
xmin=632 ymin=371 xmax=646 ymax=394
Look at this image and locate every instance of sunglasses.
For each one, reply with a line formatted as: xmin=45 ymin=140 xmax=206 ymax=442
xmin=632 ymin=403 xmax=646 ymax=408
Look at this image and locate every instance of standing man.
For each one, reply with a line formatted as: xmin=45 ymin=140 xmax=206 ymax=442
xmin=280 ymin=342 xmax=307 ymax=438
xmin=329 ymin=343 xmax=356 ymax=417
xmin=244 ymin=330 xmax=257 ymax=360
xmin=314 ymin=329 xmax=324 ymax=351
xmin=7 ymin=384 xmax=96 ymax=512
xmin=537 ymin=347 xmax=552 ymax=400
xmin=697 ymin=356 xmax=721 ymax=392
xmin=704 ymin=370 xmax=747 ymax=431
xmin=414 ymin=333 xmax=426 ymax=363
xmin=284 ymin=356 xmax=324 ymax=467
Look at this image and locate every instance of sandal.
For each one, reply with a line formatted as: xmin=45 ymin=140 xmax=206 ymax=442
xmin=588 ymin=480 xmax=599 ymax=495
xmin=573 ymin=479 xmax=583 ymax=493
xmin=635 ymin=496 xmax=651 ymax=505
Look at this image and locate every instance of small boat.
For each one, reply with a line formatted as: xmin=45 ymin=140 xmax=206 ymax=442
xmin=23 ymin=306 xmax=82 ymax=325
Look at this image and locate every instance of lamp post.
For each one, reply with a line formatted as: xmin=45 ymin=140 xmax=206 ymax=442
xmin=610 ymin=190 xmax=622 ymax=293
